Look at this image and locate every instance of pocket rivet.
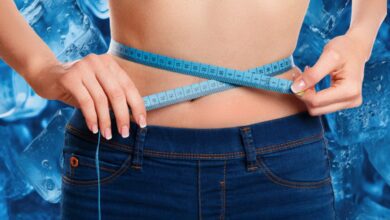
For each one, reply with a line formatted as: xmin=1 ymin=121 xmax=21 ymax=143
xmin=70 ymin=156 xmax=79 ymax=168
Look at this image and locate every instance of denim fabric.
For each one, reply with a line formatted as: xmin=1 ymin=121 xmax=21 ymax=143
xmin=60 ymin=109 xmax=336 ymax=220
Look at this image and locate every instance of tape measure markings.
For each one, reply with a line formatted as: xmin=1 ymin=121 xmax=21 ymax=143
xmin=108 ymin=40 xmax=295 ymax=111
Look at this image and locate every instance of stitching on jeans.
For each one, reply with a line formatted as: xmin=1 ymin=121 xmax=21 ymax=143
xmin=141 ymin=133 xmax=323 ymax=159
xmin=62 ymin=153 xmax=133 ymax=187
xmin=256 ymin=133 xmax=323 ymax=154
xmin=67 ymin=124 xmax=322 ymax=159
xmin=66 ymin=152 xmax=121 ymax=173
xmin=239 ymin=127 xmax=258 ymax=172
xmin=77 ymin=161 xmax=118 ymax=173
xmin=131 ymin=165 xmax=142 ymax=170
xmin=321 ymin=133 xmax=337 ymax=217
xmin=66 ymin=124 xmax=321 ymax=155
xmin=318 ymin=115 xmax=327 ymax=135
xmin=256 ymin=155 xmax=331 ymax=189
xmin=66 ymin=127 xmax=131 ymax=153
xmin=198 ymin=160 xmax=202 ymax=220
xmin=219 ymin=160 xmax=226 ymax=220
xmin=66 ymin=124 xmax=324 ymax=159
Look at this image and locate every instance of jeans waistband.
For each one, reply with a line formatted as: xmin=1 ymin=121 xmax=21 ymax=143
xmin=65 ymin=109 xmax=325 ymax=160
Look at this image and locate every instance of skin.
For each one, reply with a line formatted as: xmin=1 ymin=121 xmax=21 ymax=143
xmin=0 ymin=0 xmax=387 ymax=140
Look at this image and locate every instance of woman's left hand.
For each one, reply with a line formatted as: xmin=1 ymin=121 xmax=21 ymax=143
xmin=290 ymin=34 xmax=367 ymax=116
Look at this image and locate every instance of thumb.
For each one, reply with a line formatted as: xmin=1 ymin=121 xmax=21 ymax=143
xmin=290 ymin=48 xmax=342 ymax=94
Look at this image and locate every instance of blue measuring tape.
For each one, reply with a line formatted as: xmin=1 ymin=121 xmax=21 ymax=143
xmin=92 ymin=39 xmax=296 ymax=219
xmin=109 ymin=39 xmax=295 ymax=110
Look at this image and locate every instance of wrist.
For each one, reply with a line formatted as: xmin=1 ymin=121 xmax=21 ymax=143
xmin=345 ymin=26 xmax=377 ymax=62
xmin=22 ymin=56 xmax=61 ymax=82
xmin=22 ymin=56 xmax=63 ymax=98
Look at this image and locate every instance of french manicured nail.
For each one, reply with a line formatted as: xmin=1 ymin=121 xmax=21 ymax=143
xmin=104 ymin=127 xmax=112 ymax=140
xmin=121 ymin=125 xmax=129 ymax=138
xmin=139 ymin=114 xmax=147 ymax=128
xmin=291 ymin=78 xmax=306 ymax=94
xmin=92 ymin=124 xmax=98 ymax=134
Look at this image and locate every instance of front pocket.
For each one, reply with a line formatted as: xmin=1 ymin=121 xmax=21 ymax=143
xmin=256 ymin=136 xmax=331 ymax=189
xmin=61 ymin=131 xmax=133 ymax=187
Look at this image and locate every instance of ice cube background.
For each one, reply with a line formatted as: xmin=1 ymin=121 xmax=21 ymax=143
xmin=0 ymin=0 xmax=389 ymax=219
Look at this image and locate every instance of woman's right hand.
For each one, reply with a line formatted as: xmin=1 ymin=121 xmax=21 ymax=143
xmin=29 ymin=53 xmax=147 ymax=140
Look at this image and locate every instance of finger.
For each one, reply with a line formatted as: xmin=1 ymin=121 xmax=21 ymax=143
xmin=306 ymin=98 xmax=362 ymax=116
xmin=304 ymin=79 xmax=360 ymax=108
xmin=291 ymin=67 xmax=316 ymax=99
xmin=56 ymin=87 xmax=80 ymax=108
xmin=82 ymin=72 xmax=111 ymax=136
xmin=291 ymin=65 xmax=305 ymax=82
xmin=66 ymin=80 xmax=98 ymax=134
xmin=78 ymin=55 xmax=113 ymax=139
xmin=109 ymin=57 xmax=147 ymax=129
xmin=291 ymin=48 xmax=343 ymax=94
xmin=94 ymin=61 xmax=130 ymax=139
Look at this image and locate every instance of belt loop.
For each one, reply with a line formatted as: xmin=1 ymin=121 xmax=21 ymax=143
xmin=239 ymin=126 xmax=259 ymax=172
xmin=131 ymin=126 xmax=148 ymax=171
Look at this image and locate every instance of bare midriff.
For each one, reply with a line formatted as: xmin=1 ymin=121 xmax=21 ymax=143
xmin=108 ymin=0 xmax=310 ymax=128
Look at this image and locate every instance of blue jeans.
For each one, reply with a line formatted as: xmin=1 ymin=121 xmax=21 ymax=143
xmin=60 ymin=109 xmax=336 ymax=220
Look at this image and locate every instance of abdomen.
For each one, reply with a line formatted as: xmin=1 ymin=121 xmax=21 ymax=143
xmin=108 ymin=0 xmax=310 ymax=128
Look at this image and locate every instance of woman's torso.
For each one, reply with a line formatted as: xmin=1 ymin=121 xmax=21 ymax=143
xmin=108 ymin=0 xmax=310 ymax=128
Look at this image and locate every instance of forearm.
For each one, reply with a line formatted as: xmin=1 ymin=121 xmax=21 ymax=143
xmin=0 ymin=0 xmax=60 ymax=80
xmin=346 ymin=0 xmax=387 ymax=61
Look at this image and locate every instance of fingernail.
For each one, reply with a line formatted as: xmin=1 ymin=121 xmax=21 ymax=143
xmin=121 ymin=125 xmax=129 ymax=138
xmin=104 ymin=127 xmax=112 ymax=140
xmin=304 ymin=65 xmax=309 ymax=71
xmin=296 ymin=90 xmax=305 ymax=97
xmin=291 ymin=78 xmax=306 ymax=93
xmin=139 ymin=114 xmax=147 ymax=128
xmin=92 ymin=124 xmax=98 ymax=134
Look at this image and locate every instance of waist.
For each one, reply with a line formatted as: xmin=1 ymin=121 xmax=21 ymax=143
xmin=108 ymin=40 xmax=308 ymax=128
xmin=66 ymin=108 xmax=324 ymax=156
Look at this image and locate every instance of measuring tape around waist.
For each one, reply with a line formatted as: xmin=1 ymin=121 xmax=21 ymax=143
xmin=108 ymin=39 xmax=296 ymax=111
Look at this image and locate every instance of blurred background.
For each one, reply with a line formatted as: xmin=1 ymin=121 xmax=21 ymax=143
xmin=0 ymin=0 xmax=389 ymax=219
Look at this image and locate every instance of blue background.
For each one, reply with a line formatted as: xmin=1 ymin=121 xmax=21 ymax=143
xmin=0 ymin=0 xmax=389 ymax=219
